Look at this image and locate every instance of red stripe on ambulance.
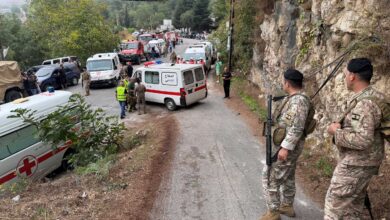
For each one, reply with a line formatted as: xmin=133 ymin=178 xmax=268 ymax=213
xmin=0 ymin=141 xmax=72 ymax=185
xmin=146 ymin=89 xmax=181 ymax=96
xmin=195 ymin=85 xmax=207 ymax=92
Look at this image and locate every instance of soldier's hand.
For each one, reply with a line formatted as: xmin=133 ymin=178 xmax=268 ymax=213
xmin=278 ymin=148 xmax=289 ymax=161
xmin=327 ymin=123 xmax=341 ymax=135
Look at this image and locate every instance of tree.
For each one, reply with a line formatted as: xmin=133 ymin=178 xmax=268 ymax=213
xmin=173 ymin=0 xmax=194 ymax=28
xmin=28 ymin=0 xmax=119 ymax=64
xmin=210 ymin=0 xmax=228 ymax=24
xmin=192 ymin=0 xmax=212 ymax=32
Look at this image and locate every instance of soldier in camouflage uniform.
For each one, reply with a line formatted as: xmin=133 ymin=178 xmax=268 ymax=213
xmin=326 ymin=58 xmax=385 ymax=220
xmin=260 ymin=69 xmax=311 ymax=220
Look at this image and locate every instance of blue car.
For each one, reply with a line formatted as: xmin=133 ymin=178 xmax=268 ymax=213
xmin=35 ymin=63 xmax=81 ymax=91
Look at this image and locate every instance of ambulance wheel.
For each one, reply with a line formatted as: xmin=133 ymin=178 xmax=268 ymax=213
xmin=165 ymin=98 xmax=177 ymax=111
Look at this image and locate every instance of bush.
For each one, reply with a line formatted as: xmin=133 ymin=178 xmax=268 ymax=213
xmin=9 ymin=94 xmax=125 ymax=168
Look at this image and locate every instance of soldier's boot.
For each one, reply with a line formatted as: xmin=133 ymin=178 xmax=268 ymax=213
xmin=259 ymin=210 xmax=281 ymax=220
xmin=279 ymin=204 xmax=295 ymax=217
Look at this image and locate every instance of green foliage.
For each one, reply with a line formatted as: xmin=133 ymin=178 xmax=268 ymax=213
xmin=28 ymin=0 xmax=120 ymax=64
xmin=192 ymin=0 xmax=212 ymax=32
xmin=0 ymin=178 xmax=29 ymax=195
xmin=9 ymin=94 xmax=125 ymax=167
xmin=232 ymin=0 xmax=256 ymax=73
xmin=75 ymin=155 xmax=115 ymax=181
xmin=316 ymin=157 xmax=334 ymax=178
xmin=234 ymin=77 xmax=267 ymax=121
xmin=210 ymin=0 xmax=228 ymax=24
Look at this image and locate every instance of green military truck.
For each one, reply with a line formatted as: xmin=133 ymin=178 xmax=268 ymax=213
xmin=0 ymin=61 xmax=24 ymax=103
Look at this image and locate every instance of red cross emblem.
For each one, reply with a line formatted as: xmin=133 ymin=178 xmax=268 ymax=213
xmin=17 ymin=155 xmax=38 ymax=177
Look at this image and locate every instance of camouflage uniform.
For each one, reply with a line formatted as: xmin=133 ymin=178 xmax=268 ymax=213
xmin=127 ymin=78 xmax=137 ymax=112
xmin=81 ymin=70 xmax=91 ymax=96
xmin=262 ymin=92 xmax=310 ymax=211
xmin=324 ymin=86 xmax=385 ymax=220
xmin=135 ymin=82 xmax=146 ymax=115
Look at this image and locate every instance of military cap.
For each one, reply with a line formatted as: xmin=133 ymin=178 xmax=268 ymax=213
xmin=284 ymin=69 xmax=303 ymax=82
xmin=347 ymin=58 xmax=373 ymax=82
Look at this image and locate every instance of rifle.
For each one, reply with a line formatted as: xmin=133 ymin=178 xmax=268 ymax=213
xmin=263 ymin=95 xmax=280 ymax=183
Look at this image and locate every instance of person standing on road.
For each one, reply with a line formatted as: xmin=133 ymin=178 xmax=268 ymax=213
xmin=325 ymin=58 xmax=386 ymax=219
xmin=116 ymin=80 xmax=127 ymax=119
xmin=127 ymin=62 xmax=133 ymax=78
xmin=27 ymin=72 xmax=39 ymax=95
xmin=127 ymin=77 xmax=137 ymax=112
xmin=135 ymin=78 xmax=146 ymax=115
xmin=59 ymin=63 xmax=67 ymax=89
xmin=215 ymin=59 xmax=223 ymax=83
xmin=260 ymin=69 xmax=310 ymax=220
xmin=222 ymin=67 xmax=232 ymax=98
xmin=170 ymin=51 xmax=177 ymax=64
xmin=120 ymin=62 xmax=128 ymax=79
xmin=81 ymin=67 xmax=91 ymax=96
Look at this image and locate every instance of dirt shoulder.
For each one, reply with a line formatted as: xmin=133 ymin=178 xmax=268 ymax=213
xmin=216 ymin=74 xmax=390 ymax=219
xmin=0 ymin=113 xmax=177 ymax=220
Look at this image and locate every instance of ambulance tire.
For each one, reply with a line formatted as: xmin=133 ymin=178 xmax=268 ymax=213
xmin=165 ymin=98 xmax=177 ymax=111
xmin=61 ymin=149 xmax=75 ymax=171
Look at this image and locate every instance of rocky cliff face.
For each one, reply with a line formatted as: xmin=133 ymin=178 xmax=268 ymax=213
xmin=251 ymin=0 xmax=390 ymax=151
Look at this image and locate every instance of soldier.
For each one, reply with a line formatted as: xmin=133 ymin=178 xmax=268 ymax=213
xmin=135 ymin=78 xmax=146 ymax=115
xmin=81 ymin=67 xmax=91 ymax=96
xmin=120 ymin=63 xmax=128 ymax=79
xmin=170 ymin=51 xmax=177 ymax=64
xmin=325 ymin=58 xmax=386 ymax=219
xmin=260 ymin=69 xmax=311 ymax=220
xmin=127 ymin=77 xmax=137 ymax=112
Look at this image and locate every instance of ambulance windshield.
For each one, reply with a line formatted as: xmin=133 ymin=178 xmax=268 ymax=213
xmin=87 ymin=60 xmax=113 ymax=71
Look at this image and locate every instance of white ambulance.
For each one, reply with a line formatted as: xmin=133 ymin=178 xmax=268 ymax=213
xmin=86 ymin=53 xmax=121 ymax=87
xmin=0 ymin=91 xmax=73 ymax=185
xmin=134 ymin=62 xmax=207 ymax=110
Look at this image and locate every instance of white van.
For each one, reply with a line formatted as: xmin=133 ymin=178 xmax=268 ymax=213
xmin=197 ymin=41 xmax=216 ymax=63
xmin=86 ymin=53 xmax=121 ymax=87
xmin=0 ymin=91 xmax=73 ymax=185
xmin=134 ymin=62 xmax=207 ymax=110
xmin=42 ymin=56 xmax=80 ymax=66
xmin=183 ymin=47 xmax=212 ymax=71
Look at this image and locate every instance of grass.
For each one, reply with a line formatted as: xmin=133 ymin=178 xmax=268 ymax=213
xmin=316 ymin=156 xmax=334 ymax=178
xmin=233 ymin=77 xmax=267 ymax=121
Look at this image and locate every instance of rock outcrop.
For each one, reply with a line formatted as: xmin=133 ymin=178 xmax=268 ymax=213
xmin=251 ymin=0 xmax=390 ymax=152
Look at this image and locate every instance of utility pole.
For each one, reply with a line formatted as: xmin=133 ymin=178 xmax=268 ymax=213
xmin=227 ymin=0 xmax=234 ymax=72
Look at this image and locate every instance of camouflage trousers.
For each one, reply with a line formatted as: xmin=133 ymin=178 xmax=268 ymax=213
xmin=262 ymin=145 xmax=303 ymax=211
xmin=324 ymin=163 xmax=379 ymax=220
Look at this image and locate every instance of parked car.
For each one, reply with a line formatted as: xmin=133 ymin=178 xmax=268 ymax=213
xmin=0 ymin=61 xmax=24 ymax=103
xmin=26 ymin=65 xmax=45 ymax=75
xmin=133 ymin=62 xmax=207 ymax=111
xmin=35 ymin=63 xmax=81 ymax=91
xmin=0 ymin=90 xmax=74 ymax=185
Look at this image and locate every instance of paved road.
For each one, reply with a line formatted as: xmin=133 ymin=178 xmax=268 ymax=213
xmin=67 ymin=39 xmax=192 ymax=117
xmin=150 ymin=55 xmax=323 ymax=219
xmin=67 ymin=39 xmax=323 ymax=219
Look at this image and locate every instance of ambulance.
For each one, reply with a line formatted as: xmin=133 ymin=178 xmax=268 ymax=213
xmin=86 ymin=53 xmax=121 ymax=87
xmin=134 ymin=62 xmax=207 ymax=110
xmin=0 ymin=91 xmax=73 ymax=185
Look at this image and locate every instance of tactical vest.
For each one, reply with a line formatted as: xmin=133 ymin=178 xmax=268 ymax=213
xmin=272 ymin=93 xmax=316 ymax=146
xmin=82 ymin=72 xmax=90 ymax=81
xmin=116 ymin=86 xmax=126 ymax=101
xmin=340 ymin=96 xmax=390 ymax=142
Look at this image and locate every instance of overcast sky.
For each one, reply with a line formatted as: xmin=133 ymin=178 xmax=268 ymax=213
xmin=0 ymin=0 xmax=25 ymax=8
